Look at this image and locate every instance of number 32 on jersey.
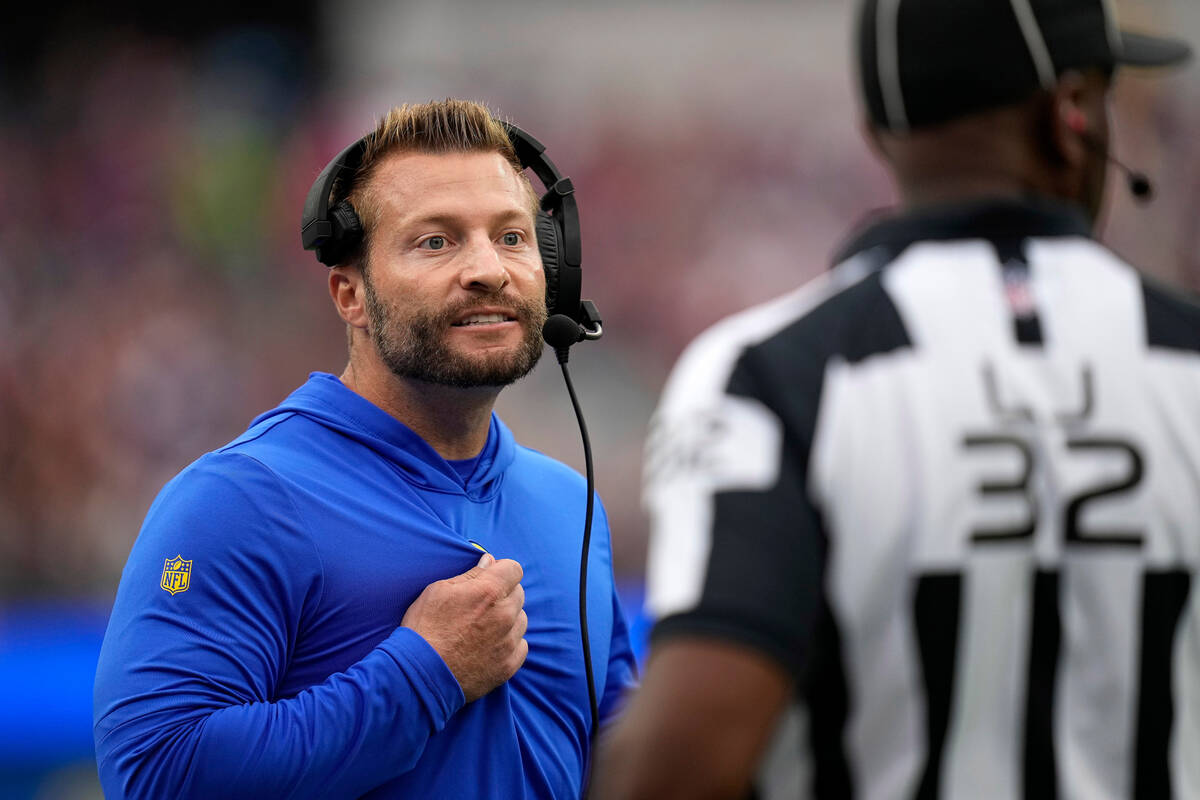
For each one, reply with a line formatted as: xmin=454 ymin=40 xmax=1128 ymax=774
xmin=961 ymin=361 xmax=1145 ymax=549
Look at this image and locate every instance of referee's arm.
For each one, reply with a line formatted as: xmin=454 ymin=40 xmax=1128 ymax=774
xmin=590 ymin=635 xmax=792 ymax=800
xmin=597 ymin=318 xmax=827 ymax=798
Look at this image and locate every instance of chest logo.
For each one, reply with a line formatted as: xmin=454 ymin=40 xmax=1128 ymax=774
xmin=161 ymin=556 xmax=193 ymax=595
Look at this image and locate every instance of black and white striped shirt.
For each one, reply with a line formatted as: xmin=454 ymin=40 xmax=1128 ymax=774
xmin=643 ymin=198 xmax=1200 ymax=800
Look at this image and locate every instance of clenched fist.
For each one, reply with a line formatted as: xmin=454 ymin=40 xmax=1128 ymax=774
xmin=401 ymin=553 xmax=529 ymax=702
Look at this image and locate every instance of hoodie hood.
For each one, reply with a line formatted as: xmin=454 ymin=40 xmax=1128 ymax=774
xmin=249 ymin=372 xmax=515 ymax=501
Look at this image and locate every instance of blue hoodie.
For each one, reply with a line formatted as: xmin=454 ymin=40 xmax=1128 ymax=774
xmin=93 ymin=372 xmax=636 ymax=799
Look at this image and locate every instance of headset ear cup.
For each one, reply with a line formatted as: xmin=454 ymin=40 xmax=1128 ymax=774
xmin=323 ymin=200 xmax=364 ymax=267
xmin=536 ymin=211 xmax=562 ymax=316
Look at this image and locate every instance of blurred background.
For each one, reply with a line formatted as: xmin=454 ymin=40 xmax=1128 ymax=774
xmin=2 ymin=0 xmax=1198 ymax=796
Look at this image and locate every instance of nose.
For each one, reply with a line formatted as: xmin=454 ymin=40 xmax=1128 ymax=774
xmin=458 ymin=237 xmax=510 ymax=292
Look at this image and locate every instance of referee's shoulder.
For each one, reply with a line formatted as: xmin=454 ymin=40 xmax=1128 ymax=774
xmin=1138 ymin=270 xmax=1200 ymax=354
xmin=660 ymin=255 xmax=891 ymax=407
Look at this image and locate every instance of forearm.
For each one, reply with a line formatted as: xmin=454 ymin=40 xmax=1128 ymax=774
xmin=96 ymin=628 xmax=463 ymax=800
xmin=589 ymin=637 xmax=791 ymax=800
xmin=592 ymin=707 xmax=754 ymax=800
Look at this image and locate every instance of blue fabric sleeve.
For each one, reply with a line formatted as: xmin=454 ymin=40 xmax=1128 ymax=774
xmin=591 ymin=499 xmax=637 ymax=728
xmin=598 ymin=583 xmax=638 ymax=728
xmin=93 ymin=454 xmax=465 ymax=799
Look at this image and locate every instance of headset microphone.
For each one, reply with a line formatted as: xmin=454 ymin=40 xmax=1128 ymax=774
xmin=543 ymin=315 xmax=585 ymax=360
xmin=1106 ymin=155 xmax=1153 ymax=203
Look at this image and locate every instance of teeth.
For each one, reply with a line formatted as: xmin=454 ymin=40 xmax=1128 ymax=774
xmin=456 ymin=313 xmax=508 ymax=326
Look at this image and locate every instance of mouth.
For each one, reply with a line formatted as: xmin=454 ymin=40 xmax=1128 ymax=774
xmin=451 ymin=311 xmax=517 ymax=327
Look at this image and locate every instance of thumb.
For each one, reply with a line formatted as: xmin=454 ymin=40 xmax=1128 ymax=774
xmin=446 ymin=552 xmax=495 ymax=584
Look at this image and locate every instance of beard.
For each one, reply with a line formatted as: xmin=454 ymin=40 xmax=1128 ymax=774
xmin=362 ymin=275 xmax=547 ymax=389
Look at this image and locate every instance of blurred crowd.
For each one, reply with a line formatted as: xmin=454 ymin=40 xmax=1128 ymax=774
xmin=2 ymin=3 xmax=1199 ymax=605
xmin=0 ymin=26 xmax=336 ymax=598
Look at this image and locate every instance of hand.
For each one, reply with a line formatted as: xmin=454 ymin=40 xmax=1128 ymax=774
xmin=401 ymin=553 xmax=529 ymax=702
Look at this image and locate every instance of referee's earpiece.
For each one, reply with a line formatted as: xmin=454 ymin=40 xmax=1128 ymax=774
xmin=301 ymin=122 xmax=604 ymax=343
xmin=1061 ymin=106 xmax=1154 ymax=203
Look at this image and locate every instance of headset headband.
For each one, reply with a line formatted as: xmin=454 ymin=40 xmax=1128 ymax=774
xmin=300 ymin=122 xmax=578 ymax=265
xmin=499 ymin=123 xmax=582 ymax=270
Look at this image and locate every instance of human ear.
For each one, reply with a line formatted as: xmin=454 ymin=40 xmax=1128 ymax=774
xmin=329 ymin=266 xmax=369 ymax=329
xmin=1048 ymin=70 xmax=1093 ymax=171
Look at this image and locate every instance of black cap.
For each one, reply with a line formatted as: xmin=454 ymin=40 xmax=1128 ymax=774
xmin=858 ymin=0 xmax=1193 ymax=132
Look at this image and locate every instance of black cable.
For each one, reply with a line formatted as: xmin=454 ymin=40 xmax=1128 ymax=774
xmin=556 ymin=358 xmax=600 ymax=735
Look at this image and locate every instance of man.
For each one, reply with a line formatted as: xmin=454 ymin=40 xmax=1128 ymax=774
xmin=94 ymin=100 xmax=636 ymax=799
xmin=593 ymin=2 xmax=1197 ymax=798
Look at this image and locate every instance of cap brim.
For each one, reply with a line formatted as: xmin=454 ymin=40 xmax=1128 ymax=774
xmin=1118 ymin=31 xmax=1193 ymax=68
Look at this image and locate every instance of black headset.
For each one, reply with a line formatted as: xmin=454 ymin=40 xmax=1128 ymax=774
xmin=300 ymin=121 xmax=602 ymax=337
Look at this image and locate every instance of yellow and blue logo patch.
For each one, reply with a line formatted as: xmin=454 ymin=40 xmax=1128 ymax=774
xmin=160 ymin=555 xmax=192 ymax=595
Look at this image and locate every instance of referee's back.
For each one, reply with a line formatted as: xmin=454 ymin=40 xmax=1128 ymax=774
xmin=699 ymin=198 xmax=1200 ymax=797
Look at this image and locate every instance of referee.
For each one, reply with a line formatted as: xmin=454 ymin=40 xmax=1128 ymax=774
xmin=592 ymin=1 xmax=1196 ymax=798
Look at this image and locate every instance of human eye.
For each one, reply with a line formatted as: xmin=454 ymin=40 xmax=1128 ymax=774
xmin=500 ymin=231 xmax=524 ymax=247
xmin=418 ymin=235 xmax=448 ymax=251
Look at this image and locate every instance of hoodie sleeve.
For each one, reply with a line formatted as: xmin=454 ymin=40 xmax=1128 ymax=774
xmin=599 ymin=586 xmax=638 ymax=727
xmin=589 ymin=498 xmax=638 ymax=729
xmin=93 ymin=453 xmax=465 ymax=800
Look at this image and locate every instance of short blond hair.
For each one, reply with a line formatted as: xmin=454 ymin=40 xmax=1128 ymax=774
xmin=335 ymin=99 xmax=536 ymax=267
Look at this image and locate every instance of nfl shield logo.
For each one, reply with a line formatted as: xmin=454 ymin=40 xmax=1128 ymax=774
xmin=161 ymin=556 xmax=192 ymax=595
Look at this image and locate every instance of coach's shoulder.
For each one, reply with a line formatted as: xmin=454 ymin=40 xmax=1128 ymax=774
xmin=150 ymin=449 xmax=291 ymax=523
xmin=510 ymin=442 xmax=588 ymax=489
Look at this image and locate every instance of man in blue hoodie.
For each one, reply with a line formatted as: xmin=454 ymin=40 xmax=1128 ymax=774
xmin=93 ymin=99 xmax=636 ymax=799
